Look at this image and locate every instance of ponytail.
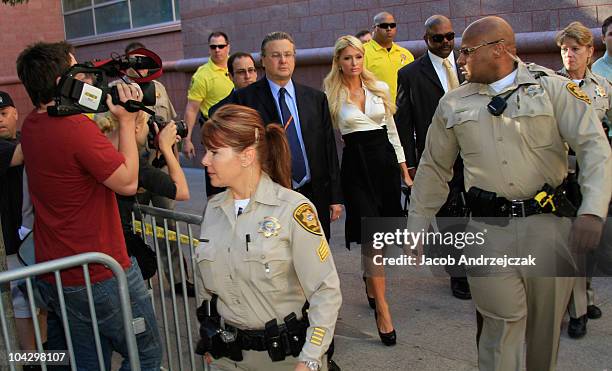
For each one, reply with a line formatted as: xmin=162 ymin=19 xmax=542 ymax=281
xmin=263 ymin=123 xmax=292 ymax=189
xmin=203 ymin=105 xmax=293 ymax=189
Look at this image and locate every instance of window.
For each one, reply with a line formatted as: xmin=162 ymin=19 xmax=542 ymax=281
xmin=62 ymin=0 xmax=180 ymax=40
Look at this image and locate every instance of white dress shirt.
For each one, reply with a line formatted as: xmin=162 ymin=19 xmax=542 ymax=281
xmin=336 ymin=81 xmax=406 ymax=163
xmin=428 ymin=50 xmax=458 ymax=94
xmin=266 ymin=78 xmax=311 ymax=188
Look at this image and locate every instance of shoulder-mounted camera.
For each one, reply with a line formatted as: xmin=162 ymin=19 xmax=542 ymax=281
xmin=48 ymin=48 xmax=162 ymax=117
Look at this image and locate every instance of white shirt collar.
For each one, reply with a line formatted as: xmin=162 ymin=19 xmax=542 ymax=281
xmin=428 ymin=50 xmax=456 ymax=68
xmin=267 ymin=78 xmax=295 ymax=99
xmin=489 ymin=69 xmax=518 ymax=94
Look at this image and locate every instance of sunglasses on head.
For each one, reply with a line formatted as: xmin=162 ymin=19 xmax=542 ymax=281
xmin=209 ymin=44 xmax=228 ymax=50
xmin=376 ymin=22 xmax=396 ymax=30
xmin=430 ymin=32 xmax=455 ymax=43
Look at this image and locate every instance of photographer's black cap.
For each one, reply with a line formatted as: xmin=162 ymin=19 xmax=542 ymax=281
xmin=0 ymin=91 xmax=15 ymax=109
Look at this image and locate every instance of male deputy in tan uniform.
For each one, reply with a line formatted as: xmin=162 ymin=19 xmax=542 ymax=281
xmin=196 ymin=173 xmax=341 ymax=370
xmin=407 ymin=17 xmax=612 ymax=371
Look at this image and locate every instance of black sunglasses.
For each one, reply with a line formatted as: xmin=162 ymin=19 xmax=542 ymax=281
xmin=430 ymin=32 xmax=455 ymax=43
xmin=209 ymin=44 xmax=228 ymax=50
xmin=376 ymin=23 xmax=397 ymax=30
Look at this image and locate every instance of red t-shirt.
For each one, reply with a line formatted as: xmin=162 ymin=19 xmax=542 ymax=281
xmin=21 ymin=111 xmax=130 ymax=286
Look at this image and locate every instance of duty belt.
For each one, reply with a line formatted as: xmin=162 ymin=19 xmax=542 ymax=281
xmin=223 ymin=322 xmax=299 ymax=352
xmin=195 ymin=295 xmax=309 ymax=362
xmin=465 ymin=182 xmax=577 ymax=226
xmin=466 ymin=187 xmax=549 ymax=218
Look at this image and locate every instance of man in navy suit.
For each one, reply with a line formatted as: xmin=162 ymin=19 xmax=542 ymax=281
xmin=223 ymin=31 xmax=343 ymax=241
xmin=395 ymin=15 xmax=471 ymax=300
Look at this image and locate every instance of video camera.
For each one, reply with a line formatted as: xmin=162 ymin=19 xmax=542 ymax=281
xmin=48 ymin=48 xmax=163 ymax=117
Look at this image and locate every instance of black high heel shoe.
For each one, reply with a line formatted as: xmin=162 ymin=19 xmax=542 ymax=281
xmin=363 ymin=276 xmax=376 ymax=310
xmin=378 ymin=329 xmax=397 ymax=346
xmin=374 ymin=310 xmax=397 ymax=346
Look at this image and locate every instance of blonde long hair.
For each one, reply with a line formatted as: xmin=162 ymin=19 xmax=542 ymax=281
xmin=323 ymin=35 xmax=396 ymax=127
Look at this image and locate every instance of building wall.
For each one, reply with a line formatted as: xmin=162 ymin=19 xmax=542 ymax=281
xmin=2 ymin=0 xmax=611 ymax=163
xmin=180 ymin=0 xmax=612 ymax=58
xmin=177 ymin=0 xmax=612 ymax=162
xmin=178 ymin=0 xmax=612 ymax=94
xmin=0 ymin=0 xmax=65 ymax=126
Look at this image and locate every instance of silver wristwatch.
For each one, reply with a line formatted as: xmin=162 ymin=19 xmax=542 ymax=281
xmin=301 ymin=360 xmax=320 ymax=370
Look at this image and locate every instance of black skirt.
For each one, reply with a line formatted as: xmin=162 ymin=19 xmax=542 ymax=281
xmin=341 ymin=128 xmax=402 ymax=248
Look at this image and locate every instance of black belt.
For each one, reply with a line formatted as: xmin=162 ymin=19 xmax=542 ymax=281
xmin=225 ymin=323 xmax=291 ymax=352
xmin=499 ymin=198 xmax=548 ymax=218
xmin=466 ymin=187 xmax=552 ymax=225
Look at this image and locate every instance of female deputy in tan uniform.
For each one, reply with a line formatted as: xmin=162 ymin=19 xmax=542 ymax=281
xmin=195 ymin=104 xmax=342 ymax=371
xmin=556 ymin=21 xmax=612 ymax=339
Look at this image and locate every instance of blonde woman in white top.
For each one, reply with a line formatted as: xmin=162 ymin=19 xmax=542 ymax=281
xmin=324 ymin=35 xmax=412 ymax=346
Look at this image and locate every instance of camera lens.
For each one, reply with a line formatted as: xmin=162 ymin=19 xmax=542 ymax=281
xmin=175 ymin=120 xmax=188 ymax=138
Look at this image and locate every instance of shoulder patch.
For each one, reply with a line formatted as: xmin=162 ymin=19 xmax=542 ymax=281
xmin=566 ymin=82 xmax=591 ymax=104
xmin=293 ymin=203 xmax=322 ymax=236
xmin=317 ymin=239 xmax=330 ymax=262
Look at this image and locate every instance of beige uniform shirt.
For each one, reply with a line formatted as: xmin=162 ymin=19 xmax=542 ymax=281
xmin=196 ymin=173 xmax=342 ymax=364
xmin=559 ymin=67 xmax=612 ymax=122
xmin=151 ymin=80 xmax=177 ymax=123
xmin=409 ymin=62 xmax=612 ymax=224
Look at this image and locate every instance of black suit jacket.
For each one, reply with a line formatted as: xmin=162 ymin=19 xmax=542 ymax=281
xmin=395 ymin=52 xmax=464 ymax=169
xmin=220 ymin=78 xmax=342 ymax=237
xmin=395 ymin=52 xmax=465 ymax=196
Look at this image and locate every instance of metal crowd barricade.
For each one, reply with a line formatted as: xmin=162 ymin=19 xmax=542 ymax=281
xmin=0 ymin=252 xmax=140 ymax=371
xmin=131 ymin=204 xmax=204 ymax=371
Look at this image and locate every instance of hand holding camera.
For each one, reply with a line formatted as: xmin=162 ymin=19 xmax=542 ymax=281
xmin=157 ymin=121 xmax=180 ymax=153
xmin=107 ymin=83 xmax=144 ymax=125
xmin=147 ymin=115 xmax=188 ymax=168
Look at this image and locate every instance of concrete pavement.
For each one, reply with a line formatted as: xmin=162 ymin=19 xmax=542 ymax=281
xmin=173 ymin=167 xmax=612 ymax=371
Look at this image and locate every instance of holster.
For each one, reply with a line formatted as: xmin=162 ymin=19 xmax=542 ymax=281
xmin=465 ymin=187 xmax=505 ymax=218
xmin=284 ymin=312 xmax=307 ymax=357
xmin=264 ymin=319 xmax=286 ymax=362
xmin=195 ymin=295 xmax=243 ymax=361
xmin=534 ymin=182 xmax=578 ymax=218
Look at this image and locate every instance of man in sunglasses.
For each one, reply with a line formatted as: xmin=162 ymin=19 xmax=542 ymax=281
xmin=206 ymin=52 xmax=259 ymax=198
xmin=408 ymin=16 xmax=611 ymax=371
xmin=364 ymin=11 xmax=414 ymax=103
xmin=395 ymin=15 xmax=471 ymax=301
xmin=183 ymin=31 xmax=234 ymax=159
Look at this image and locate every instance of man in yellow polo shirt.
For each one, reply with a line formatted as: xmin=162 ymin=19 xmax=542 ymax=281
xmin=364 ymin=11 xmax=414 ymax=102
xmin=182 ymin=31 xmax=234 ymax=159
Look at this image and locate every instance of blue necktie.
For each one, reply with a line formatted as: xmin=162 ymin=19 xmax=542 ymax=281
xmin=279 ymin=88 xmax=307 ymax=184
